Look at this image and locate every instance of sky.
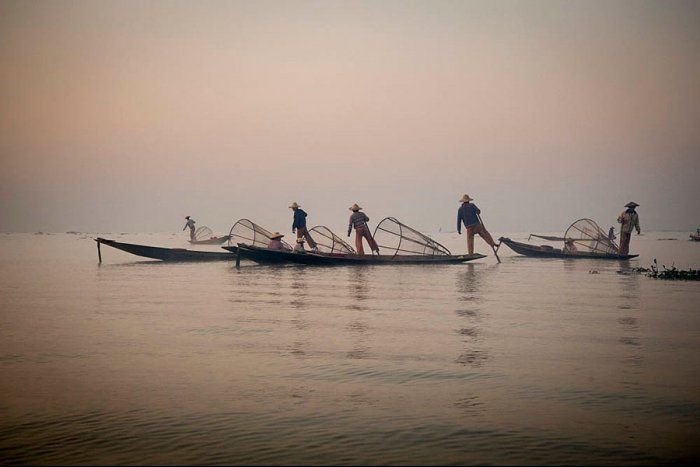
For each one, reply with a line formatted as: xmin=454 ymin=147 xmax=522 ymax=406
xmin=1 ymin=0 xmax=699 ymax=235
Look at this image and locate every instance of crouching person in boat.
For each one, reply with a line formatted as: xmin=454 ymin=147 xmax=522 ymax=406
xmin=563 ymin=238 xmax=578 ymax=254
xmin=347 ymin=203 xmax=380 ymax=255
xmin=457 ymin=194 xmax=499 ymax=255
xmin=268 ymin=232 xmax=291 ymax=251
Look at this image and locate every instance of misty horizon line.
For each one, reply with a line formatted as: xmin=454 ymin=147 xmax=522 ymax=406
xmin=5 ymin=228 xmax=695 ymax=235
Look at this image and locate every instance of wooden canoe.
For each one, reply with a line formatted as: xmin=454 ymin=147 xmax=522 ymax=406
xmin=224 ymin=244 xmax=486 ymax=265
xmin=499 ymin=237 xmax=638 ymax=259
xmin=96 ymin=237 xmax=236 ymax=262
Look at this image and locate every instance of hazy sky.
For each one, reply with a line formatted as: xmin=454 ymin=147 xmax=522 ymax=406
xmin=1 ymin=0 xmax=699 ymax=235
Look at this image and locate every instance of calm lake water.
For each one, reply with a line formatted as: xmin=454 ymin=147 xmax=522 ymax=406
xmin=1 ymin=231 xmax=699 ymax=465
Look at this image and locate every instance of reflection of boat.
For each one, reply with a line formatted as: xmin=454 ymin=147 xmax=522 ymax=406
xmin=225 ymin=243 xmax=486 ymax=265
xmin=499 ymin=218 xmax=639 ymax=259
xmin=224 ymin=217 xmax=486 ymax=265
xmin=95 ymin=238 xmax=235 ymax=262
xmin=188 ymin=226 xmax=231 ymax=245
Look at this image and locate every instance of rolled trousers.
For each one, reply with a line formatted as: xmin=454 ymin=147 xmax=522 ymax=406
xmin=295 ymin=227 xmax=317 ymax=249
xmin=466 ymin=223 xmax=496 ymax=254
xmin=355 ymin=225 xmax=378 ymax=255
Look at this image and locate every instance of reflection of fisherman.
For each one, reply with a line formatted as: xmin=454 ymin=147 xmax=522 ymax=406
xmin=617 ymin=201 xmax=641 ymax=256
xmin=183 ymin=216 xmax=196 ymax=241
xmin=457 ymin=194 xmax=499 ymax=255
xmin=347 ymin=203 xmax=379 ymax=255
xmin=289 ymin=202 xmax=318 ymax=251
xmin=608 ymin=226 xmax=616 ymax=241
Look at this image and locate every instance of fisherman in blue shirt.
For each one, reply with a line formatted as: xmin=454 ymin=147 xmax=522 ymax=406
xmin=289 ymin=202 xmax=318 ymax=252
xmin=457 ymin=194 xmax=499 ymax=255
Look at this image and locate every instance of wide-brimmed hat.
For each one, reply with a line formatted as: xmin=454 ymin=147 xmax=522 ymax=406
xmin=349 ymin=203 xmax=362 ymax=211
xmin=624 ymin=202 xmax=639 ymax=208
xmin=459 ymin=194 xmax=474 ymax=203
xmin=185 ymin=216 xmax=190 ymax=219
xmin=289 ymin=202 xmax=300 ymax=209
xmin=269 ymin=232 xmax=284 ymax=239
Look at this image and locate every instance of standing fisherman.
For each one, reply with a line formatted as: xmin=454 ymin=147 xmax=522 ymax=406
xmin=347 ymin=203 xmax=379 ymax=255
xmin=183 ymin=216 xmax=196 ymax=242
xmin=617 ymin=202 xmax=641 ymax=256
xmin=289 ymin=202 xmax=318 ymax=252
xmin=457 ymin=194 xmax=499 ymax=256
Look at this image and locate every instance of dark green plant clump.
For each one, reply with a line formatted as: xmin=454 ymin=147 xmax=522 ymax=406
xmin=635 ymin=259 xmax=700 ymax=281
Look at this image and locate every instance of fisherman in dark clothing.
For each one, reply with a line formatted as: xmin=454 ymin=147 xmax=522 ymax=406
xmin=617 ymin=201 xmax=641 ymax=256
xmin=347 ymin=203 xmax=379 ymax=255
xmin=457 ymin=194 xmax=499 ymax=255
xmin=289 ymin=202 xmax=318 ymax=251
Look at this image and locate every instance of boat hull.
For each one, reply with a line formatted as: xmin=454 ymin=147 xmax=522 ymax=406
xmin=499 ymin=238 xmax=638 ymax=259
xmin=224 ymin=244 xmax=486 ymax=265
xmin=96 ymin=238 xmax=236 ymax=262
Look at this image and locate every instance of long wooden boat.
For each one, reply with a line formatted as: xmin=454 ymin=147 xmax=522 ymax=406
xmin=499 ymin=237 xmax=638 ymax=259
xmin=690 ymin=233 xmax=700 ymax=242
xmin=95 ymin=237 xmax=236 ymax=262
xmin=223 ymin=244 xmax=486 ymax=265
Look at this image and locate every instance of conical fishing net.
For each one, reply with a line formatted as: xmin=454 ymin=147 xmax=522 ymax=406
xmin=193 ymin=226 xmax=213 ymax=241
xmin=228 ymin=219 xmax=292 ymax=250
xmin=564 ymin=218 xmax=619 ymax=255
xmin=372 ymin=217 xmax=451 ymax=257
xmin=309 ymin=226 xmax=355 ymax=254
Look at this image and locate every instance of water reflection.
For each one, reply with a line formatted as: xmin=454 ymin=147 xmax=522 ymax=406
xmin=454 ymin=265 xmax=489 ymax=368
xmin=348 ymin=267 xmax=370 ymax=302
xmin=289 ymin=266 xmax=309 ymax=310
xmin=616 ymin=272 xmax=643 ymax=370
xmin=455 ymin=263 xmax=482 ymax=298
xmin=562 ymin=258 xmax=577 ymax=274
xmin=343 ymin=268 xmax=373 ymax=359
xmin=454 ymin=350 xmax=488 ymax=367
xmin=287 ymin=268 xmax=310 ymax=358
xmin=345 ymin=266 xmax=371 ymax=312
xmin=453 ymin=394 xmax=484 ymax=415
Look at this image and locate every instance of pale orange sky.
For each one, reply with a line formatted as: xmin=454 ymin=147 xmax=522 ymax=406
xmin=1 ymin=0 xmax=699 ymax=234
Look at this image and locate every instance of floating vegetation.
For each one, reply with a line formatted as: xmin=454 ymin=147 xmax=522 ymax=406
xmin=625 ymin=259 xmax=700 ymax=281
